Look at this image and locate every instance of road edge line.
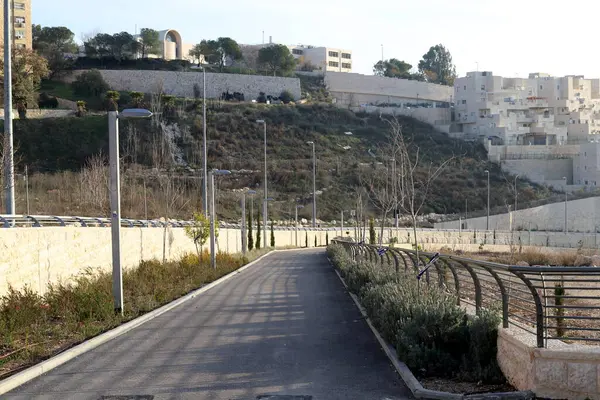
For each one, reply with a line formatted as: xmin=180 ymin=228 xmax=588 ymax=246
xmin=0 ymin=250 xmax=277 ymax=395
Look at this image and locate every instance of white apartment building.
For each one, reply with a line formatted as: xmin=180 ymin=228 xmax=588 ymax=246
xmin=454 ymin=72 xmax=600 ymax=146
xmin=287 ymin=45 xmax=352 ymax=72
xmin=574 ymin=142 xmax=600 ymax=186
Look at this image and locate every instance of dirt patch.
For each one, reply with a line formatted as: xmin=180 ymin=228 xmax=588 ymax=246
xmin=420 ymin=377 xmax=516 ymax=395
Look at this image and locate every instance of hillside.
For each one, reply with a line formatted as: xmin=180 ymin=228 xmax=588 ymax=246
xmin=2 ymin=102 xmax=555 ymax=223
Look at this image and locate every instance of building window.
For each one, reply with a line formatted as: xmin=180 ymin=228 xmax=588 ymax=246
xmin=461 ymin=100 xmax=466 ymax=104
xmin=292 ymin=49 xmax=303 ymax=55
xmin=16 ymin=43 xmax=25 ymax=49
xmin=540 ymin=85 xmax=543 ymax=90
xmin=481 ymin=85 xmax=485 ymax=90
xmin=342 ymin=63 xmax=351 ymax=69
xmin=15 ymin=30 xmax=25 ymax=39
xmin=328 ymin=61 xmax=339 ymax=68
xmin=14 ymin=16 xmax=25 ymax=25
xmin=13 ymin=2 xmax=25 ymax=9
xmin=328 ymin=51 xmax=339 ymax=58
xmin=464 ymin=85 xmax=466 ymax=90
xmin=341 ymin=53 xmax=351 ymax=59
xmin=557 ymin=85 xmax=560 ymax=90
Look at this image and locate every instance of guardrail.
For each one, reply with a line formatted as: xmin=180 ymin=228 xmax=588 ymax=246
xmin=334 ymin=240 xmax=600 ymax=348
xmin=0 ymin=215 xmax=348 ymax=231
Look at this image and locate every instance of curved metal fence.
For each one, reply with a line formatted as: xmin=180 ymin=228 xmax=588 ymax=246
xmin=334 ymin=240 xmax=600 ymax=348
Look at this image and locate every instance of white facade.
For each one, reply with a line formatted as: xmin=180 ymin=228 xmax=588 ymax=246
xmin=454 ymin=72 xmax=600 ymax=146
xmin=574 ymin=142 xmax=600 ymax=187
xmin=288 ymin=45 xmax=352 ymax=72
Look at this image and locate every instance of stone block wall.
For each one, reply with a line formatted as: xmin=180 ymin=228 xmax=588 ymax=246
xmin=498 ymin=327 xmax=600 ymax=399
xmin=63 ymin=70 xmax=302 ymax=102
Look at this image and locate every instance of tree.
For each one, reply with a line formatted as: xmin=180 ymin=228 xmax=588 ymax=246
xmin=270 ymin=221 xmax=275 ymax=247
xmin=72 ymin=69 xmax=109 ymax=97
xmin=130 ymin=91 xmax=144 ymax=108
xmin=326 ymin=232 xmax=329 ymax=246
xmin=0 ymin=47 xmax=49 ymax=118
xmin=305 ymin=231 xmax=308 ymax=248
xmin=369 ymin=217 xmax=376 ymax=244
xmin=184 ymin=211 xmax=210 ymax=260
xmin=32 ymin=25 xmax=78 ymax=78
xmin=84 ymin=33 xmax=114 ymax=58
xmin=418 ymin=44 xmax=457 ymax=86
xmin=247 ymin=209 xmax=254 ymax=251
xmin=189 ymin=44 xmax=203 ymax=66
xmin=110 ymin=31 xmax=137 ymax=60
xmin=105 ymin=91 xmax=120 ymax=111
xmin=198 ymin=37 xmax=242 ymax=72
xmin=139 ymin=28 xmax=160 ymax=58
xmin=279 ymin=90 xmax=294 ymax=104
xmin=314 ymin=235 xmax=318 ymax=247
xmin=258 ymin=44 xmax=297 ymax=76
xmin=256 ymin=212 xmax=261 ymax=250
xmin=373 ymin=58 xmax=412 ymax=79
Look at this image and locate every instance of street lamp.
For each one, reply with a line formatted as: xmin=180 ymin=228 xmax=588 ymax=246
xmin=563 ymin=176 xmax=568 ymax=233
xmin=108 ymin=108 xmax=153 ymax=315
xmin=307 ymin=141 xmax=317 ymax=227
xmin=256 ymin=119 xmax=268 ymax=248
xmin=209 ymin=169 xmax=231 ymax=269
xmin=201 ymin=66 xmax=208 ymax=217
xmin=484 ymin=169 xmax=490 ymax=231
xmin=513 ymin=174 xmax=519 ymax=231
xmin=3 ymin=0 xmax=13 ymax=216
xmin=295 ymin=205 xmax=304 ymax=247
xmin=241 ymin=189 xmax=256 ymax=255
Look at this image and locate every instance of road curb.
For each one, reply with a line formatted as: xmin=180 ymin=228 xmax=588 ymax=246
xmin=328 ymin=258 xmax=534 ymax=400
xmin=0 ymin=249 xmax=281 ymax=396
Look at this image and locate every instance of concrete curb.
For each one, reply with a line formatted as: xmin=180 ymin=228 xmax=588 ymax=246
xmin=0 ymin=249 xmax=284 ymax=396
xmin=328 ymin=258 xmax=534 ymax=400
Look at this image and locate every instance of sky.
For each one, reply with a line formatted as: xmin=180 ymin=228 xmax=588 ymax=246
xmin=33 ymin=0 xmax=600 ymax=79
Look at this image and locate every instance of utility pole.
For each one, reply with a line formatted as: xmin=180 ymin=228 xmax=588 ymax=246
xmin=24 ymin=165 xmax=29 ymax=215
xmin=241 ymin=192 xmax=247 ymax=256
xmin=3 ymin=0 xmax=14 ymax=215
xmin=202 ymin=67 xmax=208 ymax=216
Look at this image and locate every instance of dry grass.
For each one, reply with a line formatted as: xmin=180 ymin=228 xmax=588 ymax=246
xmin=0 ymin=249 xmax=262 ymax=379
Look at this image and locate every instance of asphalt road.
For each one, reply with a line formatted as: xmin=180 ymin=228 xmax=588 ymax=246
xmin=4 ymin=249 xmax=411 ymax=400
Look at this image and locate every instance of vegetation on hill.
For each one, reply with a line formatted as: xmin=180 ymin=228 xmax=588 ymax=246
xmin=0 ymin=98 xmax=555 ymax=222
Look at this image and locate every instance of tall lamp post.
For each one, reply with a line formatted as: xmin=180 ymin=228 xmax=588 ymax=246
xmin=513 ymin=174 xmax=519 ymax=231
xmin=563 ymin=176 xmax=568 ymax=233
xmin=209 ymin=169 xmax=231 ymax=269
xmin=307 ymin=141 xmax=317 ymax=227
xmin=484 ymin=169 xmax=490 ymax=231
xmin=3 ymin=0 xmax=14 ymax=215
xmin=295 ymin=204 xmax=304 ymax=247
xmin=108 ymin=108 xmax=153 ymax=315
xmin=256 ymin=119 xmax=268 ymax=248
xmin=202 ymin=66 xmax=208 ymax=217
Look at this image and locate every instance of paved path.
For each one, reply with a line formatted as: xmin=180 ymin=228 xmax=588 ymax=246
xmin=5 ymin=249 xmax=411 ymax=400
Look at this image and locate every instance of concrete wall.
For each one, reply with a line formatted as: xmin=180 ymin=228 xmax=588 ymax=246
xmin=488 ymin=143 xmax=581 ymax=162
xmin=0 ymin=109 xmax=74 ymax=119
xmin=325 ymin=71 xmax=453 ymax=103
xmin=435 ymin=197 xmax=600 ymax=233
xmin=64 ymin=70 xmax=302 ymax=102
xmin=498 ymin=327 xmax=600 ymax=399
xmin=501 ymin=159 xmax=573 ymax=186
xmin=0 ymin=226 xmax=333 ymax=297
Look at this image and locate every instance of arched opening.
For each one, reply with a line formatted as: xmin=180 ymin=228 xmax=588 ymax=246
xmin=163 ymin=30 xmax=182 ymax=59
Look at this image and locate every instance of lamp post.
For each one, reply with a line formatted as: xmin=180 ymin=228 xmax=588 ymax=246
xmin=241 ymin=189 xmax=256 ymax=255
xmin=108 ymin=108 xmax=153 ymax=315
xmin=563 ymin=176 xmax=568 ymax=233
xmin=295 ymin=204 xmax=304 ymax=247
xmin=256 ymin=119 xmax=268 ymax=248
xmin=209 ymin=169 xmax=231 ymax=269
xmin=3 ymin=0 xmax=14 ymax=215
xmin=513 ymin=174 xmax=519 ymax=231
xmin=484 ymin=169 xmax=490 ymax=231
xmin=307 ymin=141 xmax=317 ymax=227
xmin=201 ymin=66 xmax=208 ymax=216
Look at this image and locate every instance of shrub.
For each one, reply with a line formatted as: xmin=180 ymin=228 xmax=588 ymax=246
xmin=327 ymin=243 xmax=504 ymax=383
xmin=72 ymin=69 xmax=110 ymax=97
xmin=279 ymin=90 xmax=294 ymax=104
xmin=76 ymin=100 xmax=87 ymax=117
xmin=104 ymin=91 xmax=120 ymax=111
xmin=38 ymin=92 xmax=59 ymax=109
xmin=257 ymin=92 xmax=267 ymax=103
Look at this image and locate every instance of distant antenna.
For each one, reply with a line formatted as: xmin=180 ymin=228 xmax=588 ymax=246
xmin=135 ymin=24 xmax=137 ymax=35
xmin=262 ymin=31 xmax=264 ymax=44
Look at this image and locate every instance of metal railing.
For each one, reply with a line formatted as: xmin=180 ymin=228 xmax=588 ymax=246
xmin=334 ymin=240 xmax=600 ymax=348
xmin=0 ymin=215 xmax=349 ymax=231
xmin=0 ymin=215 xmax=194 ymax=228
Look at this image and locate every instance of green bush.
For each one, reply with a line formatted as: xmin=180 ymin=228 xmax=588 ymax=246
xmin=38 ymin=92 xmax=59 ymax=109
xmin=279 ymin=90 xmax=294 ymax=104
xmin=72 ymin=69 xmax=110 ymax=97
xmin=327 ymin=243 xmax=504 ymax=383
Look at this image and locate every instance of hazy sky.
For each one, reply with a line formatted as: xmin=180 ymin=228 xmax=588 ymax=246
xmin=33 ymin=0 xmax=600 ymax=79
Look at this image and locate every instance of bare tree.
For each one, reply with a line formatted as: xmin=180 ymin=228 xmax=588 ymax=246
xmin=79 ymin=152 xmax=109 ymax=214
